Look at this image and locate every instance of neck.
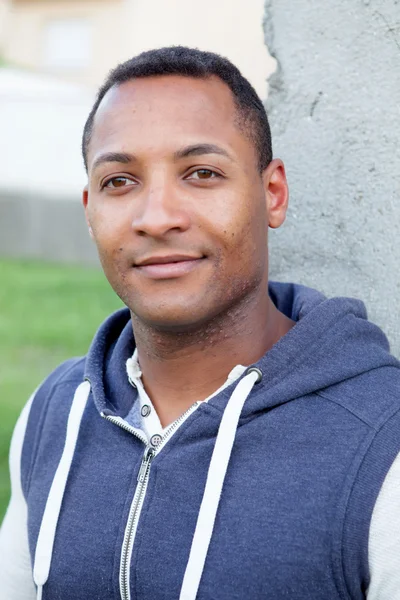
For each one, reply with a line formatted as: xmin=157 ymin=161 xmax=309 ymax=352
xmin=131 ymin=289 xmax=294 ymax=427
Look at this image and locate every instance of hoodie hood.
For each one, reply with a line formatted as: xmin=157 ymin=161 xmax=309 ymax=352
xmin=85 ymin=281 xmax=399 ymax=420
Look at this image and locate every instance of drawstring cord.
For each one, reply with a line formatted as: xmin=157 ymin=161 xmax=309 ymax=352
xmin=179 ymin=368 xmax=262 ymax=600
xmin=33 ymin=380 xmax=90 ymax=600
xmin=31 ymin=367 xmax=261 ymax=600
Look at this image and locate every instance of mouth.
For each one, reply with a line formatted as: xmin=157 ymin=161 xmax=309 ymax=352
xmin=134 ymin=254 xmax=206 ymax=280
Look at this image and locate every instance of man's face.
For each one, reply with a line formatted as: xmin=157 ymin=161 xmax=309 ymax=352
xmin=84 ymin=75 xmax=286 ymax=331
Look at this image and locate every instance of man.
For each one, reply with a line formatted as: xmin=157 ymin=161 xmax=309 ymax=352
xmin=1 ymin=46 xmax=400 ymax=600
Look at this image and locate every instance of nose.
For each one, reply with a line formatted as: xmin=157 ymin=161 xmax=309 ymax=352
xmin=131 ymin=178 xmax=191 ymax=238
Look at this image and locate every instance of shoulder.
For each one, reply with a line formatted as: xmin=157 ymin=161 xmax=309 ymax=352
xmin=36 ymin=356 xmax=86 ymax=393
xmin=20 ymin=356 xmax=86 ymax=499
xmin=26 ymin=356 xmax=86 ymax=435
xmin=322 ymin=363 xmax=400 ymax=598
xmin=317 ymin=362 xmax=400 ymax=429
xmin=367 ymin=446 xmax=400 ymax=599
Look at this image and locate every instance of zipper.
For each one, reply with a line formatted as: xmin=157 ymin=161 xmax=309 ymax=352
xmin=100 ymin=413 xmax=148 ymax=446
xmin=155 ymin=401 xmax=199 ymax=454
xmin=101 ymin=401 xmax=200 ymax=600
xmin=119 ymin=446 xmax=155 ymax=600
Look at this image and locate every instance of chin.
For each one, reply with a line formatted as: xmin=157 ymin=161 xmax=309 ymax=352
xmin=138 ymin=314 xmax=206 ymax=333
xmin=131 ymin=302 xmax=217 ymax=334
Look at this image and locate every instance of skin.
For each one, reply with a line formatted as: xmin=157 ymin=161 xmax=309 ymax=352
xmin=83 ymin=74 xmax=293 ymax=426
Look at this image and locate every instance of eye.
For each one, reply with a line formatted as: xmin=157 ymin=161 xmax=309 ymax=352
xmin=103 ymin=176 xmax=136 ymax=189
xmin=187 ymin=169 xmax=220 ymax=180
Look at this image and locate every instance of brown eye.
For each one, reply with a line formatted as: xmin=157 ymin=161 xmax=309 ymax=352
xmin=190 ymin=169 xmax=219 ymax=180
xmin=104 ymin=177 xmax=134 ymax=189
xmin=197 ymin=169 xmax=213 ymax=179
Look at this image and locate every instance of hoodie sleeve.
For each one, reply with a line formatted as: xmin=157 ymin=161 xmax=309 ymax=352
xmin=0 ymin=395 xmax=36 ymax=600
xmin=367 ymin=449 xmax=400 ymax=599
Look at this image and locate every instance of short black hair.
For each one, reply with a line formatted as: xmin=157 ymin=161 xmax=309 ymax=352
xmin=82 ymin=46 xmax=272 ymax=172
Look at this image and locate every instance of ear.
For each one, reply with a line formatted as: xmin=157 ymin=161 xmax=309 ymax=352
xmin=82 ymin=186 xmax=94 ymax=239
xmin=262 ymin=159 xmax=289 ymax=229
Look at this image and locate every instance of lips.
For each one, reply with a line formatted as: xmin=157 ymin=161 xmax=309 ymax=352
xmin=134 ymin=255 xmax=205 ymax=279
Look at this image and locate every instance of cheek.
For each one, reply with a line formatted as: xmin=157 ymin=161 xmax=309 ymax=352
xmin=90 ymin=219 xmax=129 ymax=281
xmin=217 ymin=193 xmax=268 ymax=261
xmin=228 ymin=211 xmax=268 ymax=292
xmin=90 ymin=204 xmax=128 ymax=251
xmin=97 ymin=244 xmax=125 ymax=285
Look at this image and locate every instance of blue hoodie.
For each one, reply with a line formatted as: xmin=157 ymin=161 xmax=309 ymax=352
xmin=19 ymin=282 xmax=400 ymax=599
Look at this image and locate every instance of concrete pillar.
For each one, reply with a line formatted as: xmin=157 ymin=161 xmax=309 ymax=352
xmin=264 ymin=0 xmax=400 ymax=356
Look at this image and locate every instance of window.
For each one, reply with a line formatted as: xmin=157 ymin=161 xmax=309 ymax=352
xmin=43 ymin=18 xmax=92 ymax=71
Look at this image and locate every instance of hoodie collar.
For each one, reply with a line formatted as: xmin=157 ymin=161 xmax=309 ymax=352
xmin=85 ymin=308 xmax=135 ymax=416
xmin=85 ymin=282 xmax=399 ymax=419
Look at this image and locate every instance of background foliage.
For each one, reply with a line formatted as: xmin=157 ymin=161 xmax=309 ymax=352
xmin=0 ymin=259 xmax=122 ymax=521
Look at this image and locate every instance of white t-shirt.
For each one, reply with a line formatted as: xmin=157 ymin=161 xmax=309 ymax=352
xmin=125 ymin=348 xmax=246 ymax=447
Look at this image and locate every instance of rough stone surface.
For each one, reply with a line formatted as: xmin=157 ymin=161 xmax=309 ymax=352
xmin=264 ymin=0 xmax=400 ymax=356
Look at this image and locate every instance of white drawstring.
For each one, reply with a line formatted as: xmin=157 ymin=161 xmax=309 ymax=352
xmin=179 ymin=368 xmax=261 ymax=600
xmin=33 ymin=380 xmax=90 ymax=599
xmin=31 ymin=369 xmax=260 ymax=599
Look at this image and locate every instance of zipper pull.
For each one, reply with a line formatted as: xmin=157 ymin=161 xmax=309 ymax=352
xmin=137 ymin=447 xmax=155 ymax=483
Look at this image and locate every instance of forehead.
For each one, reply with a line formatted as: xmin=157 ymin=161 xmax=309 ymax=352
xmin=88 ymin=75 xmax=250 ymax=163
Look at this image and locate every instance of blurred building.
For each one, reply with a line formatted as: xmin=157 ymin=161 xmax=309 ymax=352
xmin=0 ymin=0 xmax=274 ymax=99
xmin=0 ymin=0 xmax=123 ymax=87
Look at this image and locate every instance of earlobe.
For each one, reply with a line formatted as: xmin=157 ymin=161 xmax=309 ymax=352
xmin=82 ymin=186 xmax=89 ymax=210
xmin=82 ymin=186 xmax=94 ymax=239
xmin=263 ymin=159 xmax=289 ymax=230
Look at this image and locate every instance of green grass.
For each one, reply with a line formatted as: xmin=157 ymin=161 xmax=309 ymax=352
xmin=0 ymin=259 xmax=123 ymax=522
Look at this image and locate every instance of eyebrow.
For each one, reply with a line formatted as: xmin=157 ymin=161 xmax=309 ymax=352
xmin=91 ymin=143 xmax=233 ymax=172
xmin=174 ymin=143 xmax=233 ymax=161
xmin=92 ymin=152 xmax=134 ymax=172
